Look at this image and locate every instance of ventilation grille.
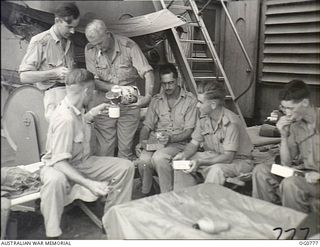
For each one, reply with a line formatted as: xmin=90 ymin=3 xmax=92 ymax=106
xmin=261 ymin=0 xmax=320 ymax=85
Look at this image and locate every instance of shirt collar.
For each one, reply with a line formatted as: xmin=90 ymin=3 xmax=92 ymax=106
xmin=63 ymin=97 xmax=82 ymax=116
xmin=301 ymin=107 xmax=320 ymax=133
xmin=86 ymin=43 xmax=95 ymax=50
xmin=212 ymin=108 xmax=229 ymax=133
xmin=113 ymin=33 xmax=120 ymax=54
xmin=50 ymin=26 xmax=71 ymax=53
xmin=159 ymin=86 xmax=185 ymax=100
xmin=221 ymin=108 xmax=231 ymax=126
xmin=86 ymin=33 xmax=120 ymax=55
xmin=200 ymin=108 xmax=231 ymax=131
xmin=50 ymin=26 xmax=60 ymax=44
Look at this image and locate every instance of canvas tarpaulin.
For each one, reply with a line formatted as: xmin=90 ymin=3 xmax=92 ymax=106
xmin=103 ymin=184 xmax=307 ymax=239
xmin=107 ymin=9 xmax=185 ymax=37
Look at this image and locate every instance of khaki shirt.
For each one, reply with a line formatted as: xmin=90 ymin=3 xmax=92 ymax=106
xmin=288 ymin=107 xmax=320 ymax=172
xmin=19 ymin=26 xmax=75 ymax=90
xmin=85 ymin=33 xmax=152 ymax=86
xmin=41 ymin=98 xmax=91 ymax=167
xmin=143 ymin=87 xmax=197 ymax=141
xmin=192 ymin=108 xmax=253 ymax=159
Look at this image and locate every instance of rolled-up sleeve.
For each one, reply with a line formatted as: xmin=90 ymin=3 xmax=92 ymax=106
xmin=143 ymin=98 xmax=158 ymax=131
xmin=223 ymin=123 xmax=240 ymax=152
xmin=191 ymin=118 xmax=204 ymax=143
xmin=46 ymin=118 xmax=74 ymax=166
xmin=130 ymin=43 xmax=153 ymax=78
xmin=19 ymin=38 xmax=42 ymax=73
xmin=183 ymin=97 xmax=198 ymax=130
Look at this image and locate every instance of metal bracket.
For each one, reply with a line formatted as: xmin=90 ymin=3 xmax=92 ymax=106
xmin=16 ymin=111 xmax=41 ymax=166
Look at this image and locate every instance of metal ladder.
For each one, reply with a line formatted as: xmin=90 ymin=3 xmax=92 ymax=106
xmin=156 ymin=0 xmax=248 ymax=126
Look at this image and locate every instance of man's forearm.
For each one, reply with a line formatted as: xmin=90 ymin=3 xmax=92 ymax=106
xmin=183 ymin=142 xmax=198 ymax=159
xmin=53 ymin=160 xmax=91 ymax=188
xmin=170 ymin=128 xmax=193 ymax=143
xmin=139 ymin=126 xmax=151 ymax=143
xmin=94 ymin=79 xmax=114 ymax=92
xmin=280 ymin=137 xmax=292 ymax=166
xmin=20 ymin=70 xmax=59 ymax=84
xmin=144 ymin=71 xmax=154 ymax=97
xmin=198 ymin=152 xmax=235 ymax=167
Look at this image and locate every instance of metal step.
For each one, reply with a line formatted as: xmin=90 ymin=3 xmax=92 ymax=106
xmin=194 ymin=76 xmax=224 ymax=80
xmin=187 ymin=57 xmax=214 ymax=62
xmin=180 ymin=39 xmax=206 ymax=44
xmin=191 ymin=52 xmax=210 ymax=58
xmin=187 ymin=22 xmax=200 ymax=27
xmin=169 ymin=4 xmax=192 ymax=10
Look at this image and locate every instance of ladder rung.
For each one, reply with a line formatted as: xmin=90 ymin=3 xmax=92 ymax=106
xmin=187 ymin=22 xmax=200 ymax=27
xmin=169 ymin=5 xmax=192 ymax=10
xmin=192 ymin=52 xmax=208 ymax=58
xmin=225 ymin=95 xmax=233 ymax=100
xmin=180 ymin=39 xmax=206 ymax=44
xmin=192 ymin=70 xmax=213 ymax=73
xmin=194 ymin=76 xmax=224 ymax=80
xmin=187 ymin=57 xmax=213 ymax=62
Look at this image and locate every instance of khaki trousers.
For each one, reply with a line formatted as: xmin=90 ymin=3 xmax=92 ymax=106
xmin=252 ymin=163 xmax=320 ymax=213
xmin=92 ymin=107 xmax=140 ymax=160
xmin=137 ymin=143 xmax=185 ymax=193
xmin=40 ymin=156 xmax=134 ymax=237
xmin=174 ymin=151 xmax=253 ymax=191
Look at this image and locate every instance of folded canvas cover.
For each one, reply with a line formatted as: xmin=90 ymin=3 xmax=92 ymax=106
xmin=104 ymin=184 xmax=307 ymax=239
xmin=108 ymin=9 xmax=185 ymax=37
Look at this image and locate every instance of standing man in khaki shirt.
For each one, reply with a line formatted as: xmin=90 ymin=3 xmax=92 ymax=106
xmin=84 ymin=19 xmax=155 ymax=159
xmin=252 ymin=80 xmax=320 ymax=213
xmin=19 ymin=3 xmax=80 ymax=121
xmin=173 ymin=82 xmax=253 ymax=190
xmin=135 ymin=64 xmax=197 ymax=194
xmin=40 ymin=69 xmax=134 ymax=238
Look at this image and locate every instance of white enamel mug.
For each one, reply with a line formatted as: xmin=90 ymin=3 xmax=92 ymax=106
xmin=109 ymin=105 xmax=120 ymax=118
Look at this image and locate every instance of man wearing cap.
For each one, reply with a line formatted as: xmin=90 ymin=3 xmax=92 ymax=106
xmin=173 ymin=82 xmax=253 ymax=189
xmin=84 ymin=19 xmax=154 ymax=160
xmin=19 ymin=3 xmax=80 ymax=121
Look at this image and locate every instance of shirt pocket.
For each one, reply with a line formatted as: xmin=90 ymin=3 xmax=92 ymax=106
xmin=73 ymin=132 xmax=84 ymax=144
xmin=117 ymin=61 xmax=135 ymax=82
xmin=45 ymin=47 xmax=64 ymax=68
xmin=157 ymin=112 xmax=172 ymax=130
xmin=72 ymin=131 xmax=84 ymax=158
xmin=96 ymin=63 xmax=112 ymax=82
xmin=200 ymin=129 xmax=210 ymax=136
xmin=46 ymin=58 xmax=64 ymax=69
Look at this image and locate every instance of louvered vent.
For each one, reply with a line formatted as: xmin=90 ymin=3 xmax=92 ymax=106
xmin=261 ymin=0 xmax=320 ymax=85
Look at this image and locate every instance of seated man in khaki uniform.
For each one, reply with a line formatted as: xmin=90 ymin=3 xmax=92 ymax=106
xmin=135 ymin=64 xmax=197 ymax=194
xmin=252 ymin=80 xmax=320 ymax=213
xmin=40 ymin=69 xmax=134 ymax=238
xmin=173 ymin=82 xmax=253 ymax=190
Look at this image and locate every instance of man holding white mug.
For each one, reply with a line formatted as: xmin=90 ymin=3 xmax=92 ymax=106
xmin=84 ymin=19 xmax=154 ymax=159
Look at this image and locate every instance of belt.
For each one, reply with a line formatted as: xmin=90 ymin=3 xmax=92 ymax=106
xmin=46 ymin=82 xmax=66 ymax=91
